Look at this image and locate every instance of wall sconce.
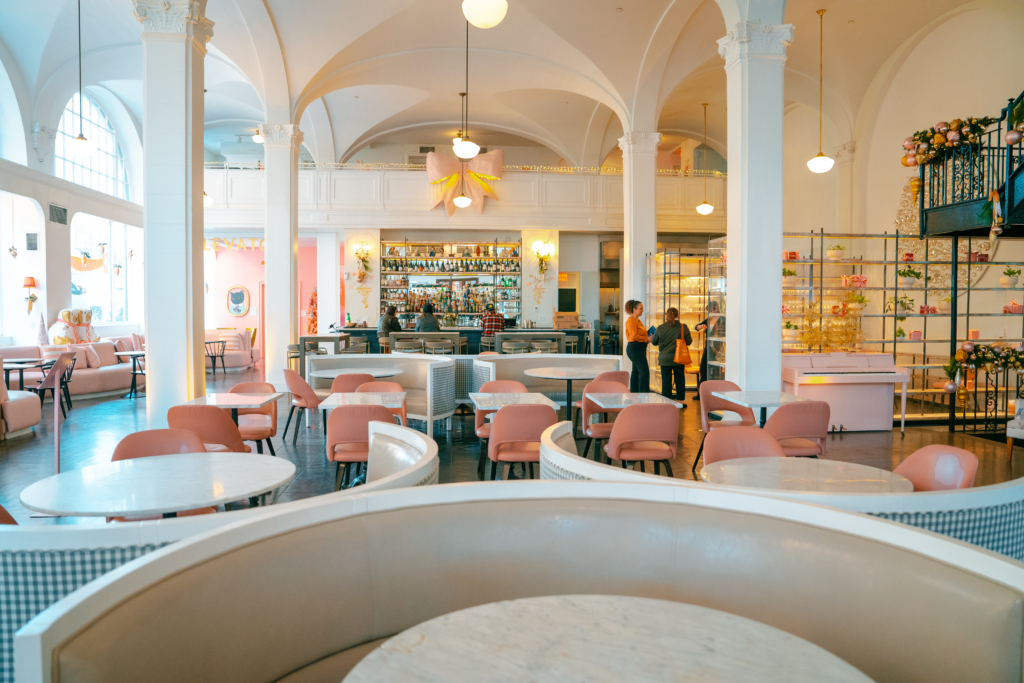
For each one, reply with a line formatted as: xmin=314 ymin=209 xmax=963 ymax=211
xmin=532 ymin=240 xmax=555 ymax=274
xmin=23 ymin=277 xmax=38 ymax=314
xmin=353 ymin=242 xmax=373 ymax=283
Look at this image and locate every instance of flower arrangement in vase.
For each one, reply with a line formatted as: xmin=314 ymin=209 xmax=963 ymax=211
xmin=1001 ymin=267 xmax=1020 ymax=288
xmin=782 ymin=320 xmax=800 ymax=340
xmin=825 ymin=244 xmax=846 ymax=261
xmin=782 ymin=268 xmax=797 ymax=288
xmin=896 ymin=266 xmax=929 ymax=289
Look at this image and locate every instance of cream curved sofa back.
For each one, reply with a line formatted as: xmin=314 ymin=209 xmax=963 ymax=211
xmin=0 ymin=422 xmax=437 ymax=683
xmin=16 ymin=481 xmax=1024 ymax=683
xmin=540 ymin=421 xmax=1024 ymax=561
xmin=472 ymin=354 xmax=621 ymax=396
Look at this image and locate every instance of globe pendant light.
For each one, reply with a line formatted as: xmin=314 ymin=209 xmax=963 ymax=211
xmin=807 ymin=9 xmax=834 ymax=174
xmin=453 ymin=21 xmax=480 ymax=160
xmin=695 ymin=103 xmax=714 ymax=215
xmin=454 ymin=161 xmax=472 ymax=208
xmin=462 ymin=0 xmax=508 ymax=29
xmin=252 ymin=128 xmax=264 ymax=144
xmin=68 ymin=0 xmax=95 ymax=158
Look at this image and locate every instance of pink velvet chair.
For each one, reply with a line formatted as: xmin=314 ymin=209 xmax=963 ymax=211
xmin=573 ymin=371 xmax=629 ymax=435
xmin=703 ymin=426 xmax=785 ymax=466
xmin=580 ymin=380 xmax=629 ymax=460
xmin=167 ymin=406 xmax=250 ymax=453
xmin=356 ymin=380 xmax=408 ymax=427
xmin=487 ymin=403 xmax=557 ymax=480
xmin=326 ymin=404 xmax=394 ymax=490
xmin=108 ymin=429 xmax=216 ymax=522
xmin=330 ymin=373 xmax=377 ymax=394
xmin=762 ymin=401 xmax=830 ymax=457
xmin=894 ymin=444 xmax=978 ymax=491
xmin=474 ymin=380 xmax=528 ymax=479
xmin=692 ymin=380 xmax=758 ymax=474
xmin=229 ymin=382 xmax=278 ymax=455
xmin=603 ymin=403 xmax=679 ymax=476
xmin=282 ymin=368 xmax=324 ymax=444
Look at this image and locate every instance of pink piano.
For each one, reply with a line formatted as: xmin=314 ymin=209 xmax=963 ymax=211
xmin=782 ymin=352 xmax=909 ymax=433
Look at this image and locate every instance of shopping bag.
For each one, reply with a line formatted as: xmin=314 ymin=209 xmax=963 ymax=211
xmin=674 ymin=339 xmax=692 ymax=365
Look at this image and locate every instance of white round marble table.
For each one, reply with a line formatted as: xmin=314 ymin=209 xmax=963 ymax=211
xmin=701 ymin=456 xmax=914 ymax=493
xmin=308 ymin=367 xmax=402 ymax=379
xmin=343 ymin=595 xmax=872 ymax=683
xmin=20 ymin=453 xmax=296 ymax=518
xmin=523 ymin=366 xmax=604 ymax=424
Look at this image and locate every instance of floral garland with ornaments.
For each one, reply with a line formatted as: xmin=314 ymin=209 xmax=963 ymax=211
xmin=944 ymin=341 xmax=1024 ymax=400
xmin=901 ymin=117 xmax=997 ymax=167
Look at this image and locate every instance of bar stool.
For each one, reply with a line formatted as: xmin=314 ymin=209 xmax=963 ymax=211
xmin=459 ymin=337 xmax=469 ymax=354
xmin=531 ymin=340 xmax=558 ymax=354
xmin=343 ymin=342 xmax=369 ymax=354
xmin=378 ymin=337 xmax=390 ymax=354
xmin=565 ymin=337 xmax=578 ymax=354
xmin=394 ymin=340 xmax=424 ymax=354
xmin=480 ymin=336 xmax=496 ymax=352
xmin=502 ymin=341 xmax=530 ymax=354
xmin=204 ymin=340 xmax=226 ymax=375
xmin=305 ymin=341 xmax=327 ymax=356
xmin=424 ymin=340 xmax=454 ymax=355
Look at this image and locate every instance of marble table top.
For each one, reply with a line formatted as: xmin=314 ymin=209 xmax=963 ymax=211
xmin=319 ymin=392 xmax=406 ymax=409
xmin=308 ymin=367 xmax=402 ymax=379
xmin=469 ymin=393 xmax=560 ymax=410
xmin=3 ymin=358 xmax=47 ymax=365
xmin=183 ymin=393 xmax=283 ymax=408
xmin=701 ymin=457 xmax=914 ymax=493
xmin=587 ymin=393 xmax=682 ymax=409
xmin=3 ymin=363 xmax=38 ymax=369
xmin=343 ymin=595 xmax=871 ymax=683
xmin=711 ymin=390 xmax=812 ymax=409
xmin=114 ymin=351 xmax=146 ymax=357
xmin=20 ymin=453 xmax=296 ymax=517
xmin=524 ymin=366 xmax=603 ymax=380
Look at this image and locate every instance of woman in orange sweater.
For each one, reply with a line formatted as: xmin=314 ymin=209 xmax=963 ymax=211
xmin=623 ymin=299 xmax=650 ymax=392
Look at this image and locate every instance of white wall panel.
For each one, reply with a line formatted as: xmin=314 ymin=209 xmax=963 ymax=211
xmin=331 ymin=174 xmax=378 ymax=208
xmin=227 ymin=172 xmax=265 ymax=204
xmin=542 ymin=176 xmax=589 ymax=208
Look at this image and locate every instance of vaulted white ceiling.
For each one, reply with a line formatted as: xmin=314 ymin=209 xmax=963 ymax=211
xmin=0 ymin=0 xmax=993 ymax=168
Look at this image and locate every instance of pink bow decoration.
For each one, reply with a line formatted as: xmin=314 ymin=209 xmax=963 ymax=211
xmin=841 ymin=274 xmax=867 ymax=288
xmin=919 ymin=305 xmax=937 ymax=315
xmin=1004 ymin=299 xmax=1023 ymax=314
xmin=427 ymin=150 xmax=503 ymax=217
xmin=781 ymin=305 xmax=790 ymax=315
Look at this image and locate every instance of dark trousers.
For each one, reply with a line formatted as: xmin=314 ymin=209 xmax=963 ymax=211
xmin=626 ymin=341 xmax=650 ymax=393
xmin=660 ymin=365 xmax=686 ymax=399
xmin=699 ymin=348 xmax=709 ymax=386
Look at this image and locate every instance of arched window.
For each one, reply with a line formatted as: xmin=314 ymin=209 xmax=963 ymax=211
xmin=55 ymin=92 xmax=130 ymax=201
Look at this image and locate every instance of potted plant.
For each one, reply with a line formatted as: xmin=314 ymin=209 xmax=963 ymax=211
xmin=845 ymin=292 xmax=869 ymax=312
xmin=885 ymin=295 xmax=913 ymax=321
xmin=1001 ymin=267 xmax=1020 ymax=288
xmin=897 ymin=265 xmax=929 ymax=289
xmin=826 ymin=244 xmax=846 ymax=261
xmin=782 ymin=320 xmax=801 ymax=341
xmin=895 ymin=326 xmax=906 ymax=340
xmin=782 ymin=268 xmax=797 ymax=288
xmin=937 ymin=294 xmax=953 ymax=314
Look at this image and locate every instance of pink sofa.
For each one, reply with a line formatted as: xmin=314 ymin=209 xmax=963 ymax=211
xmin=0 ymin=368 xmax=41 ymax=438
xmin=204 ymin=330 xmax=259 ymax=371
xmin=0 ymin=339 xmax=144 ymax=398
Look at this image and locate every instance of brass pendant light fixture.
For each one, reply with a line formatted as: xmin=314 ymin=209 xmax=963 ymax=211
xmin=807 ymin=9 xmax=834 ymax=174
xmin=452 ymin=21 xmax=480 ymax=160
xmin=695 ymin=103 xmax=714 ymax=215
xmin=68 ymin=0 xmax=95 ymax=158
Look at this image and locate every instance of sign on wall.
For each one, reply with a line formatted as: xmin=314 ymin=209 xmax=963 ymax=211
xmin=205 ymin=238 xmax=265 ymax=252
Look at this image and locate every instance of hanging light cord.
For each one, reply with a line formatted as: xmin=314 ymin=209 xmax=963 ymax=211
xmin=78 ymin=0 xmax=84 ymax=138
xmin=465 ymin=20 xmax=469 ymax=141
xmin=817 ymin=9 xmax=824 ymax=155
xmin=702 ymin=103 xmax=708 ymax=202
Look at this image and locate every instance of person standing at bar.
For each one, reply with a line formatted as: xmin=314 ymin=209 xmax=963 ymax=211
xmin=377 ymin=305 xmax=403 ymax=352
xmin=623 ymin=299 xmax=650 ymax=393
xmin=650 ymin=307 xmax=691 ymax=405
xmin=416 ymin=303 xmax=442 ymax=332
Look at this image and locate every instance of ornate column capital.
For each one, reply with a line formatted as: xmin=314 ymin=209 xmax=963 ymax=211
xmin=259 ymin=124 xmax=304 ymax=148
xmin=717 ymin=22 xmax=793 ymax=68
xmin=834 ymin=141 xmax=856 ymax=167
xmin=618 ymin=132 xmax=662 ymax=156
xmin=132 ymin=0 xmax=214 ymax=48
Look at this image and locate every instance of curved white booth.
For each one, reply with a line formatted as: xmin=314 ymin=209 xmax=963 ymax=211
xmin=14 ymin=478 xmax=1024 ymax=683
xmin=306 ymin=354 xmax=456 ymax=433
xmin=0 ymin=422 xmax=438 ymax=683
xmin=540 ymin=421 xmax=1024 ymax=561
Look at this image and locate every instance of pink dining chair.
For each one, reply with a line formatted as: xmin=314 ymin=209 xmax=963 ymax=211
xmin=573 ymin=371 xmax=629 ymax=435
xmin=603 ymin=403 xmax=679 ymax=476
xmin=702 ymin=426 xmax=785 ymax=466
xmin=229 ymin=382 xmax=278 ymax=455
xmin=475 ymin=380 xmax=528 ymax=479
xmin=579 ymin=380 xmax=629 ymax=460
xmin=330 ymin=373 xmax=377 ymax=394
xmin=487 ymin=403 xmax=557 ymax=480
xmin=108 ymin=429 xmax=216 ymax=522
xmin=282 ymin=368 xmax=324 ymax=444
xmin=893 ymin=444 xmax=978 ymax=491
xmin=167 ymin=405 xmax=250 ymax=453
xmin=692 ymin=380 xmax=758 ymax=474
xmin=478 ymin=351 xmax=499 ymax=356
xmin=0 ymin=503 xmax=17 ymax=525
xmin=761 ymin=401 xmax=830 ymax=457
xmin=326 ymin=404 xmax=394 ymax=490
xmin=356 ymin=380 xmax=408 ymax=427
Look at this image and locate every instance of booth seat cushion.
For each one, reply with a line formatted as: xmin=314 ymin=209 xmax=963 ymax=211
xmin=777 ymin=437 xmax=823 ymax=456
xmin=68 ymin=365 xmax=143 ymax=396
xmin=332 ymin=443 xmax=370 ymax=463
xmin=88 ymin=341 xmax=120 ymax=367
xmin=2 ymin=390 xmax=41 ymax=433
xmin=0 ymin=345 xmax=40 ymax=361
xmin=275 ymin=638 xmax=390 ymax=683
xmin=107 ymin=335 xmax=137 ymax=355
xmin=493 ymin=442 xmax=542 ymax=462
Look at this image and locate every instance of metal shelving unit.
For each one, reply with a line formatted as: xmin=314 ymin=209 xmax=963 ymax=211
xmin=645 ymin=248 xmax=710 ymax=393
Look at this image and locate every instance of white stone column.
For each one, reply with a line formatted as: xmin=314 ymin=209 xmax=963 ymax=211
xmin=133 ymin=0 xmax=212 ymax=427
xmin=718 ymin=23 xmax=793 ymax=391
xmin=261 ymin=124 xmax=303 ymax=389
xmin=316 ymin=231 xmax=341 ymax=332
xmin=619 ymin=132 xmax=660 ymax=367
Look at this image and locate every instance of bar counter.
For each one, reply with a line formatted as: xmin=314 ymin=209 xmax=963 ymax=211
xmin=340 ymin=326 xmax=597 ymax=354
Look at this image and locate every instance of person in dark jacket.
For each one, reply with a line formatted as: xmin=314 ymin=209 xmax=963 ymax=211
xmin=415 ymin=303 xmax=442 ymax=332
xmin=650 ymin=307 xmax=692 ymax=403
xmin=377 ymin=305 xmax=403 ymax=350
xmin=693 ymin=301 xmax=723 ymax=399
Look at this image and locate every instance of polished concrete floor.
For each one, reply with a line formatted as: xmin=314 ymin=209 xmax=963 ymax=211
xmin=2 ymin=365 xmax=1022 ymax=526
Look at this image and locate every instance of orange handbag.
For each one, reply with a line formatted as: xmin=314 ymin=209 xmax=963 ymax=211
xmin=674 ymin=339 xmax=692 ymax=365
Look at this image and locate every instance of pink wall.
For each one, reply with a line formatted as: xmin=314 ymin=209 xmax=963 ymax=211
xmin=204 ymin=241 xmax=318 ymax=349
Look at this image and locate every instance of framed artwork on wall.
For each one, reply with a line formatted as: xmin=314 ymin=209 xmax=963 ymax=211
xmin=227 ymin=286 xmax=249 ymax=316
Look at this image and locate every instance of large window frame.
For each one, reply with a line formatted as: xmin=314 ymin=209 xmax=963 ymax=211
xmin=55 ymin=92 xmax=130 ymax=201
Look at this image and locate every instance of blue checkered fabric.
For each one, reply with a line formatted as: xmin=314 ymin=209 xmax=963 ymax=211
xmin=1 ymin=544 xmax=167 ymax=682
xmin=871 ymin=499 xmax=1024 ymax=561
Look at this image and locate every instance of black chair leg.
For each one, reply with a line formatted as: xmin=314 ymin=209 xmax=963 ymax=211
xmin=528 ymin=463 xmax=535 ymax=479
xmin=255 ymin=440 xmax=263 ymax=454
xmin=663 ymin=460 xmax=674 ymax=478
xmin=490 ymin=460 xmax=498 ymax=480
xmin=582 ymin=437 xmax=593 ymax=460
xmin=249 ymin=496 xmax=259 ymax=507
xmin=322 ymin=410 xmax=327 ymax=435
xmin=266 ymin=438 xmax=276 ymax=456
xmin=692 ymin=436 xmax=705 ymax=474
xmin=654 ymin=461 xmax=660 ymax=475
xmin=292 ymin=408 xmax=304 ymax=444
xmin=335 ymin=462 xmax=344 ymax=491
xmin=283 ymin=406 xmax=296 ymax=441
xmin=573 ymin=407 xmax=581 ymax=438
xmin=478 ymin=441 xmax=488 ymax=480
xmin=63 ymin=384 xmax=73 ymax=409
